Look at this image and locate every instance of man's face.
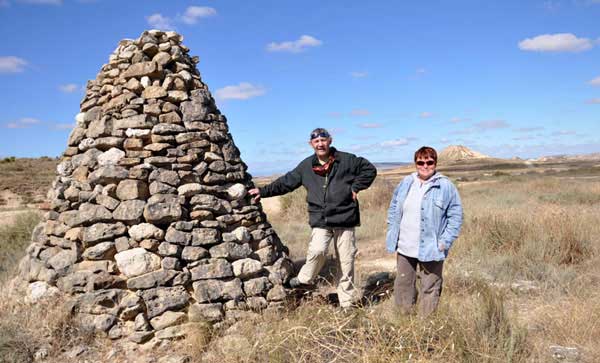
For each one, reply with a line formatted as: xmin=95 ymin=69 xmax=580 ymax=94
xmin=309 ymin=136 xmax=332 ymax=159
xmin=415 ymin=155 xmax=436 ymax=180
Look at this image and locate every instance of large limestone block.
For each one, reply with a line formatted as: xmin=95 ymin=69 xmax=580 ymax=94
xmin=129 ymin=223 xmax=165 ymax=242
xmin=189 ymin=258 xmax=233 ymax=280
xmin=82 ymin=222 xmax=127 ymax=246
xmin=138 ymin=286 xmax=189 ymax=319
xmin=143 ymin=194 xmax=183 ymax=225
xmin=115 ymin=248 xmax=161 ymax=278
xmin=232 ymin=258 xmax=263 ymax=279
xmin=116 ymin=180 xmax=149 ymax=201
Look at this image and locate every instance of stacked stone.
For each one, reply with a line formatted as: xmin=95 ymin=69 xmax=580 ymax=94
xmin=18 ymin=30 xmax=293 ymax=343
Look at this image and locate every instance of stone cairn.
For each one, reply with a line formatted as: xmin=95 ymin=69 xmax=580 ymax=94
xmin=17 ymin=30 xmax=293 ymax=343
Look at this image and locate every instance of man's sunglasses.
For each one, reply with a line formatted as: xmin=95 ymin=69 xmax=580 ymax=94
xmin=310 ymin=132 xmax=330 ymax=140
xmin=416 ymin=160 xmax=435 ymax=166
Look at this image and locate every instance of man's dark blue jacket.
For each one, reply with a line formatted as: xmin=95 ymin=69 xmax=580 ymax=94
xmin=259 ymin=147 xmax=377 ymax=228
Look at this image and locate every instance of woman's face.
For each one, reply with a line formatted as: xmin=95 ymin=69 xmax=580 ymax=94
xmin=415 ymin=156 xmax=436 ymax=181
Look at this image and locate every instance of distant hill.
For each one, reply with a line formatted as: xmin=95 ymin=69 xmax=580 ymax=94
xmin=439 ymin=145 xmax=489 ymax=161
xmin=373 ymin=162 xmax=411 ymax=169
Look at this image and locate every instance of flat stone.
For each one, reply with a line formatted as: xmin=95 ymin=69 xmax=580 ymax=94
xmin=60 ymin=204 xmax=113 ymax=227
xmin=190 ymin=194 xmax=231 ymax=214
xmin=181 ymin=246 xmax=208 ymax=261
xmin=126 ymin=269 xmax=178 ymax=289
xmin=144 ymin=194 xmax=183 ymax=225
xmin=226 ymin=184 xmax=246 ymax=200
xmin=209 ymin=242 xmax=252 ymax=261
xmin=114 ymin=115 xmax=153 ymax=129
xmin=142 ymin=85 xmax=167 ymax=99
xmin=190 ymin=258 xmax=233 ymax=280
xmin=158 ymin=242 xmax=181 ymax=257
xmin=232 ymin=258 xmax=263 ymax=279
xmin=82 ymin=222 xmax=127 ymax=246
xmin=165 ymin=227 xmax=191 ymax=245
xmin=178 ymin=183 xmax=202 ymax=197
xmin=188 ymin=303 xmax=223 ymax=323
xmin=95 ymin=137 xmax=125 ymax=151
xmin=121 ymin=61 xmax=159 ymax=79
xmin=129 ymin=223 xmax=165 ymax=242
xmin=125 ymin=128 xmax=151 ymax=138
xmin=191 ymin=228 xmax=220 ymax=246
xmin=128 ymin=331 xmax=154 ymax=344
xmin=82 ymin=241 xmax=116 ymax=260
xmin=243 ymin=277 xmax=271 ymax=296
xmin=159 ymin=111 xmax=182 ymax=124
xmin=192 ymin=278 xmax=243 ymax=303
xmin=96 ymin=194 xmax=120 ymax=210
xmin=116 ymin=180 xmax=149 ymax=201
xmin=180 ymin=91 xmax=212 ymax=122
xmin=150 ymin=311 xmax=186 ymax=331
xmin=232 ymin=226 xmax=251 ymax=243
xmin=166 ymin=90 xmax=188 ymax=102
xmin=138 ymin=286 xmax=189 ymax=319
xmin=152 ymin=123 xmax=185 ymax=135
xmin=88 ymin=166 xmax=129 ymax=185
xmin=115 ymin=248 xmax=161 ymax=278
xmin=113 ymin=200 xmax=146 ymax=224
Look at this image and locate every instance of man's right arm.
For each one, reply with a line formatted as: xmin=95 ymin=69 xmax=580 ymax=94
xmin=249 ymin=164 xmax=303 ymax=201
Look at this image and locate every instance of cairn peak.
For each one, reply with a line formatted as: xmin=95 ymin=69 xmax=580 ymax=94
xmin=17 ymin=30 xmax=292 ymax=343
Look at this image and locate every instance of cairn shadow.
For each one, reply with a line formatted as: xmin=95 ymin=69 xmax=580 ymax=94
xmin=289 ymin=254 xmax=396 ymax=308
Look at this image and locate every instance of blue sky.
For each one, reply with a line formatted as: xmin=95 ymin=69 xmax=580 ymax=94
xmin=1 ymin=0 xmax=599 ymax=175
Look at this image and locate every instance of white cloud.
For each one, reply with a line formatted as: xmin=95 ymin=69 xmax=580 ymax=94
xmin=542 ymin=1 xmax=560 ymax=12
xmin=59 ymin=83 xmax=79 ymax=93
xmin=518 ymin=33 xmax=594 ymax=53
xmin=416 ymin=68 xmax=427 ymax=75
xmin=358 ymin=123 xmax=383 ymax=129
xmin=586 ymin=98 xmax=600 ymax=104
xmin=0 ymin=56 xmax=27 ymax=73
xmin=551 ymin=130 xmax=576 ymax=136
xmin=181 ymin=6 xmax=216 ymax=24
xmin=450 ymin=117 xmax=470 ymax=123
xmin=52 ymin=123 xmax=75 ymax=130
xmin=381 ymin=138 xmax=410 ymax=148
xmin=474 ymin=120 xmax=509 ymax=130
xmin=146 ymin=13 xmax=174 ymax=30
xmin=420 ymin=112 xmax=433 ymax=118
xmin=351 ymin=109 xmax=370 ymax=116
xmin=267 ymin=35 xmax=322 ymax=53
xmin=17 ymin=0 xmax=61 ymax=4
xmin=515 ymin=127 xmax=544 ymax=132
xmin=5 ymin=117 xmax=41 ymax=129
xmin=215 ymin=82 xmax=266 ymax=100
xmin=588 ymin=76 xmax=600 ymax=86
xmin=350 ymin=71 xmax=368 ymax=78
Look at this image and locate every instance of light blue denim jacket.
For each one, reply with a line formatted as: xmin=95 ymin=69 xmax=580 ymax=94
xmin=386 ymin=172 xmax=463 ymax=261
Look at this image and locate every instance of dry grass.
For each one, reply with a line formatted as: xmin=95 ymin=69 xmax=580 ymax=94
xmin=0 ymin=157 xmax=57 ymax=205
xmin=0 ymin=212 xmax=40 ymax=282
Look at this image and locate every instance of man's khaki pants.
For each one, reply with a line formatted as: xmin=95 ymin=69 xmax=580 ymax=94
xmin=394 ymin=253 xmax=444 ymax=316
xmin=297 ymin=227 xmax=357 ymax=307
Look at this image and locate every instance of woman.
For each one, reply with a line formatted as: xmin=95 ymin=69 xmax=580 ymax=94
xmin=386 ymin=146 xmax=463 ymax=316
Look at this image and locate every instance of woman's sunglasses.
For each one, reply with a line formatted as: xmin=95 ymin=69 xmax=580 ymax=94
xmin=416 ymin=160 xmax=435 ymax=166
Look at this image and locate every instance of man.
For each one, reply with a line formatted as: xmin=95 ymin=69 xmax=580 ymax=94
xmin=249 ymin=128 xmax=377 ymax=308
xmin=385 ymin=146 xmax=462 ymax=316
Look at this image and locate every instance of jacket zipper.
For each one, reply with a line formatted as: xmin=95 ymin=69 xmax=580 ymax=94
xmin=323 ymin=173 xmax=328 ymax=224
